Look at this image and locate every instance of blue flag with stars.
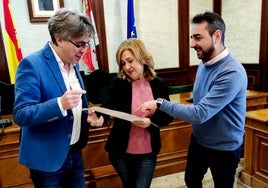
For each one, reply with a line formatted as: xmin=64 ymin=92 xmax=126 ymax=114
xmin=127 ymin=0 xmax=137 ymax=38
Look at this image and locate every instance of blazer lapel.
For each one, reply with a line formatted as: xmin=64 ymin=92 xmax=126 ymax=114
xmin=42 ymin=42 xmax=88 ymax=107
xmin=42 ymin=43 xmax=67 ymax=94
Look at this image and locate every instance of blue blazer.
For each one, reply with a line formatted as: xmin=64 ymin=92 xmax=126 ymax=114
xmin=13 ymin=43 xmax=89 ymax=172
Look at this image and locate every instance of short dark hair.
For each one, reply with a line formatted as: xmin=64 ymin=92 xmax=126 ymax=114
xmin=192 ymin=11 xmax=226 ymax=44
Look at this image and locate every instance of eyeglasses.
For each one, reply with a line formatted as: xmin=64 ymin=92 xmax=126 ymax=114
xmin=68 ymin=39 xmax=90 ymax=49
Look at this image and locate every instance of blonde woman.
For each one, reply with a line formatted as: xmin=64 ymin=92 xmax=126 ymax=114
xmin=87 ymin=38 xmax=173 ymax=188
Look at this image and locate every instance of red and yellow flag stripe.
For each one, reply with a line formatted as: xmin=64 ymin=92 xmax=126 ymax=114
xmin=3 ymin=0 xmax=23 ymax=84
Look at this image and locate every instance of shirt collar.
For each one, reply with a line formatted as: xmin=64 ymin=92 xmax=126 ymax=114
xmin=49 ymin=42 xmax=75 ymax=69
xmin=204 ymin=46 xmax=229 ymax=66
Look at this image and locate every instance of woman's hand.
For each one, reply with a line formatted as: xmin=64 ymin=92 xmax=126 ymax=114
xmin=87 ymin=109 xmax=104 ymax=127
xmin=132 ymin=118 xmax=151 ymax=128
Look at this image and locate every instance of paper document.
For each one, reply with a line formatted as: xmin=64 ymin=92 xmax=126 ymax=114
xmin=82 ymin=107 xmax=142 ymax=122
xmin=82 ymin=107 xmax=159 ymax=128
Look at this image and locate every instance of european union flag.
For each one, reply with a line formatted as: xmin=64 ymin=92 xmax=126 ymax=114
xmin=127 ymin=0 xmax=137 ymax=38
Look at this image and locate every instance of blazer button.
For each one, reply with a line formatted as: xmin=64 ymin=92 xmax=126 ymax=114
xmin=67 ymin=134 xmax=72 ymax=138
xmin=70 ymin=116 xmax=74 ymax=120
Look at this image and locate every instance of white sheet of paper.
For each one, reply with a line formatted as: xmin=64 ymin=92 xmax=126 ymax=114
xmin=82 ymin=107 xmax=143 ymax=122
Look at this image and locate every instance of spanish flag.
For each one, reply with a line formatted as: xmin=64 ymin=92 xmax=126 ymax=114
xmin=3 ymin=0 xmax=23 ymax=84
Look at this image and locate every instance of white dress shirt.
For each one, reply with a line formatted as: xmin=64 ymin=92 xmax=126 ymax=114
xmin=49 ymin=43 xmax=82 ymax=145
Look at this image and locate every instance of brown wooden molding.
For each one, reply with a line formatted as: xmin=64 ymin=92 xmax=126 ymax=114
xmin=178 ymin=0 xmax=190 ymax=69
xmin=91 ymin=0 xmax=109 ymax=71
xmin=213 ymin=0 xmax=222 ymax=15
xmin=259 ymin=0 xmax=268 ymax=91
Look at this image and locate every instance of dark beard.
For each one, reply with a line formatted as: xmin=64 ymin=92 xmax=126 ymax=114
xmin=200 ymin=45 xmax=214 ymax=62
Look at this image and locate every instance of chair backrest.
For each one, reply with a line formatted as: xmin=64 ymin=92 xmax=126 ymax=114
xmin=84 ymin=70 xmax=117 ymax=104
xmin=0 ymin=81 xmax=15 ymax=115
xmin=168 ymin=84 xmax=193 ymax=94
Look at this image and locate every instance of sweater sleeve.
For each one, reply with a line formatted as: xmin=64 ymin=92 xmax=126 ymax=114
xmin=159 ymin=59 xmax=247 ymax=125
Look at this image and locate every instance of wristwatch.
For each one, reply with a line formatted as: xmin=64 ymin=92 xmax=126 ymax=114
xmin=156 ymin=98 xmax=164 ymax=108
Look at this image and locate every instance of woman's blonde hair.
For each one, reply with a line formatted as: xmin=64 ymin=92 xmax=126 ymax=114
xmin=116 ymin=38 xmax=156 ymax=82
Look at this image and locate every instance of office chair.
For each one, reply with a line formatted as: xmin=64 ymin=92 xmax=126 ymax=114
xmin=84 ymin=70 xmax=116 ymax=104
xmin=168 ymin=84 xmax=193 ymax=94
xmin=0 ymin=81 xmax=15 ymax=115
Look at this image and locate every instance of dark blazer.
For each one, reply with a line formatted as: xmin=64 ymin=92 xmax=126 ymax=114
xmin=13 ymin=42 xmax=89 ymax=172
xmin=102 ymin=77 xmax=174 ymax=156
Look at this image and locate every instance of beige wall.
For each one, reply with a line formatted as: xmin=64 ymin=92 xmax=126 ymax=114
xmin=0 ymin=0 xmax=262 ymax=73
xmin=0 ymin=0 xmax=81 ymax=66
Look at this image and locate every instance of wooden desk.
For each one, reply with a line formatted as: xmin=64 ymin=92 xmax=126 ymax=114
xmin=170 ymin=90 xmax=268 ymax=111
xmin=0 ymin=118 xmax=192 ymax=187
xmin=1 ymin=90 xmax=267 ymax=187
xmin=169 ymin=92 xmax=192 ymax=104
xmin=240 ymin=109 xmax=268 ymax=187
xmin=0 ymin=115 xmax=32 ymax=188
xmin=246 ymin=90 xmax=268 ymax=110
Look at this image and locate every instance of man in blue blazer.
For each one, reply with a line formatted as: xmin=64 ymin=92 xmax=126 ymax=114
xmin=13 ymin=8 xmax=95 ymax=188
